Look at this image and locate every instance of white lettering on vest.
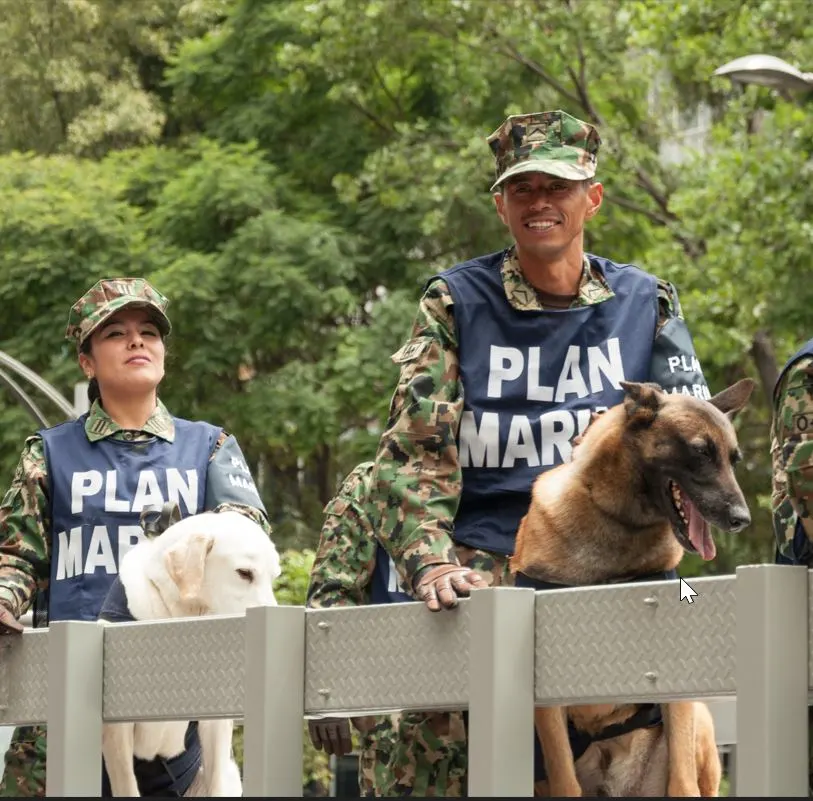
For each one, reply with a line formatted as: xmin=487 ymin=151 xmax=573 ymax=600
xmin=105 ymin=470 xmax=130 ymax=512
xmin=166 ymin=469 xmax=199 ymax=514
xmin=540 ymin=410 xmax=576 ymax=465
xmin=71 ymin=471 xmax=102 ymax=514
xmin=666 ymin=354 xmax=703 ymax=374
xmin=132 ymin=470 xmax=164 ymax=511
xmin=526 ymin=347 xmax=553 ymax=402
xmin=487 ymin=346 xmax=524 ymax=398
xmin=68 ymin=469 xmax=201 ymax=515
xmin=668 ymin=384 xmax=711 ymax=400
xmin=502 ymin=415 xmax=540 ymax=469
xmin=485 ymin=338 xmax=627 ymax=404
xmin=460 ymin=408 xmax=599 ymax=469
xmin=554 ymin=346 xmax=590 ymax=402
xmin=56 ymin=527 xmax=83 ymax=579
xmin=588 ymin=339 xmax=625 ymax=393
xmin=54 ymin=524 xmax=149 ymax=580
xmin=459 ymin=411 xmax=500 ymax=468
xmin=85 ymin=525 xmax=117 ymax=574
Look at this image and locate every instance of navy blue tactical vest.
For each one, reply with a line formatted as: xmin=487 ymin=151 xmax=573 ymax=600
xmin=369 ymin=544 xmax=415 ymax=604
xmin=772 ymin=337 xmax=813 ymax=566
xmin=439 ymin=250 xmax=658 ymax=555
xmin=39 ymin=416 xmax=220 ymax=623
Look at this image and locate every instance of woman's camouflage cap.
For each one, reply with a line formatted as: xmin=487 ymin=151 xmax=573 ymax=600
xmin=65 ymin=277 xmax=172 ymax=347
xmin=487 ymin=109 xmax=601 ymax=191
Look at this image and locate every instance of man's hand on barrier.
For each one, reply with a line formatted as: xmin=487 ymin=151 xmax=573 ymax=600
xmin=0 ymin=606 xmax=24 ymax=635
xmin=414 ymin=564 xmax=489 ymax=612
xmin=308 ymin=717 xmax=353 ymax=756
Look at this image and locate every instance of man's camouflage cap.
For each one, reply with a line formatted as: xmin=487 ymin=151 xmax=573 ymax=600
xmin=66 ymin=277 xmax=171 ymax=347
xmin=487 ymin=109 xmax=601 ymax=191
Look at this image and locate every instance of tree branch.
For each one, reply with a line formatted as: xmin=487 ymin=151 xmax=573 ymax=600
xmin=346 ymin=97 xmax=397 ymax=136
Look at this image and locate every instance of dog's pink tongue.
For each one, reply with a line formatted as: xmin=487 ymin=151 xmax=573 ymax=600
xmin=684 ymin=496 xmax=716 ymax=561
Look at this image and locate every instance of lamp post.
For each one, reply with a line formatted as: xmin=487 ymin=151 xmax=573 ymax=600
xmin=714 ymin=54 xmax=813 ymax=92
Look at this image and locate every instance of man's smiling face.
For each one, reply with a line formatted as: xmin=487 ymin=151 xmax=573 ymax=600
xmin=493 ymin=172 xmax=603 ymax=264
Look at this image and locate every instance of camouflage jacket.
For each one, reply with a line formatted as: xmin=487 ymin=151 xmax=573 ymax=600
xmin=371 ymin=248 xmax=694 ymax=588
xmin=307 ymin=462 xmax=377 ymax=609
xmin=0 ymin=399 xmax=271 ymax=619
xmin=771 ymin=354 xmax=813 ymax=561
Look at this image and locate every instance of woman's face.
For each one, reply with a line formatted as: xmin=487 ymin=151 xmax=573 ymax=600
xmin=78 ymin=307 xmax=166 ymax=399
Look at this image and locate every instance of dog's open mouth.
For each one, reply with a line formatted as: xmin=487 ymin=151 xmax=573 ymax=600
xmin=669 ymin=480 xmax=717 ymax=561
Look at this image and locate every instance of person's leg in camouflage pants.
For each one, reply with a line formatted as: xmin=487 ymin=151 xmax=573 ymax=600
xmin=359 ymin=547 xmax=513 ymax=797
xmin=0 ymin=725 xmax=47 ymax=797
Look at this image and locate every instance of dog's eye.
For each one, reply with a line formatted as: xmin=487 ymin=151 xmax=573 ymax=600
xmin=692 ymin=439 xmax=717 ymax=462
xmin=236 ymin=568 xmax=254 ymax=583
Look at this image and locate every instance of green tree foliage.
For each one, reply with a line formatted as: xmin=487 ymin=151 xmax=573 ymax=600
xmin=2 ymin=0 xmax=812 ymax=566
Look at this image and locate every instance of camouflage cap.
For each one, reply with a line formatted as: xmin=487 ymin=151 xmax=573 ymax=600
xmin=65 ymin=277 xmax=171 ymax=347
xmin=487 ymin=109 xmax=601 ymax=192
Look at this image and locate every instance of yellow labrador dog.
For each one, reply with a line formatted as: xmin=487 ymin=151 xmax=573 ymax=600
xmin=99 ymin=510 xmax=281 ymax=797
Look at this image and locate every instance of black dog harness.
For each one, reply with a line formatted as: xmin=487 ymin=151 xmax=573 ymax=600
xmin=510 ymin=568 xmax=676 ymax=781
xmin=98 ymin=578 xmax=203 ymax=798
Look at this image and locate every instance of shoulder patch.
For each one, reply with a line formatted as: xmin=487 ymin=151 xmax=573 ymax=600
xmin=391 ymin=337 xmax=431 ymax=364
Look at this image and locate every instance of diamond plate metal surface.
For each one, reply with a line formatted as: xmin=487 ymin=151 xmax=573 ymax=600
xmin=103 ymin=616 xmax=245 ymax=721
xmin=0 ymin=629 xmax=48 ymax=725
xmin=534 ymin=575 xmax=736 ymax=705
xmin=305 ymin=601 xmax=470 ymax=715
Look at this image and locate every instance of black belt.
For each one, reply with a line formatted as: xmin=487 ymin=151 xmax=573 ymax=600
xmin=514 ymin=567 xmax=677 ymax=590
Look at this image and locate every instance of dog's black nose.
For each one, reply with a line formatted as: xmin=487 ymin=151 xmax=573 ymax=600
xmin=727 ymin=505 xmax=751 ymax=533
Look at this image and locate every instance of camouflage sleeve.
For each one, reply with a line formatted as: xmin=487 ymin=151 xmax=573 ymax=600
xmin=649 ymin=279 xmax=710 ymax=399
xmin=770 ymin=356 xmax=813 ymax=561
xmin=0 ymin=436 xmax=51 ymax=618
xmin=205 ymin=431 xmax=272 ymax=538
xmin=307 ymin=463 xmax=378 ymax=609
xmin=371 ymin=277 xmax=464 ymax=590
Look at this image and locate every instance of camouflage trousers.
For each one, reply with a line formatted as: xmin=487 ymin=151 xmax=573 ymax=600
xmin=357 ymin=546 xmax=514 ymax=797
xmin=0 ymin=725 xmax=46 ymax=797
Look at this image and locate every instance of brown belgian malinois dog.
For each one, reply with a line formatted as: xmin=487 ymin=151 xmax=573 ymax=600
xmin=510 ymin=378 xmax=756 ymax=797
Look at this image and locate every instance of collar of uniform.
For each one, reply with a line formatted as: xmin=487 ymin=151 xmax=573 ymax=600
xmin=84 ymin=399 xmax=176 ymax=443
xmin=500 ymin=247 xmax=615 ymax=311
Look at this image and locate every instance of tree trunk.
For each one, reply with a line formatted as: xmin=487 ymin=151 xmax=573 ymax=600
xmin=750 ymin=330 xmax=779 ymax=406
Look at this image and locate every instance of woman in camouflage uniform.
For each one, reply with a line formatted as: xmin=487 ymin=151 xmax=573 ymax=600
xmin=0 ymin=277 xmax=270 ymax=796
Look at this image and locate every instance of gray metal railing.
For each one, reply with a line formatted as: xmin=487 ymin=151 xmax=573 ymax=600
xmin=0 ymin=563 xmax=807 ymax=797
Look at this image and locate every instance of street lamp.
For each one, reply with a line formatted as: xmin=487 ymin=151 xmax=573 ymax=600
xmin=714 ymin=54 xmax=813 ymax=92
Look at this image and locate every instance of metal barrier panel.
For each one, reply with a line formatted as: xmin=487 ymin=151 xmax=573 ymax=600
xmin=534 ymin=575 xmax=736 ymax=705
xmin=103 ymin=615 xmax=246 ymax=721
xmin=305 ymin=600 xmax=471 ymax=715
xmin=0 ymin=629 xmax=48 ymax=726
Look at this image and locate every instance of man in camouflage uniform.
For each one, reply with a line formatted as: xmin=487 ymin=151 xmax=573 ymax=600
xmin=307 ymin=461 xmax=467 ymax=796
xmin=363 ymin=110 xmax=712 ymax=795
xmin=0 ymin=278 xmax=270 ymax=796
xmin=769 ymin=337 xmax=813 ymax=793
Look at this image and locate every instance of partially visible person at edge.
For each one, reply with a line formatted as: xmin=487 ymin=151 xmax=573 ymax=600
xmin=770 ymin=337 xmax=813 ymax=792
xmin=306 ymin=461 xmax=466 ymax=797
xmin=365 ymin=109 xmax=712 ymax=796
xmin=0 ymin=278 xmax=271 ymax=797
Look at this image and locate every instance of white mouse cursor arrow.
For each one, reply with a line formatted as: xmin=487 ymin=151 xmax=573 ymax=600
xmin=679 ymin=578 xmax=698 ymax=604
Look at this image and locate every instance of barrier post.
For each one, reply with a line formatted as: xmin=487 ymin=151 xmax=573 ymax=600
xmin=46 ymin=621 xmax=104 ymax=797
xmin=736 ymin=564 xmax=808 ymax=796
xmin=468 ymin=587 xmax=536 ymax=796
xmin=243 ymin=605 xmax=306 ymax=796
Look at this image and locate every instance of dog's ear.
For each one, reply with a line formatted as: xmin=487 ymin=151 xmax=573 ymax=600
xmin=620 ymin=381 xmax=664 ymax=428
xmin=164 ymin=531 xmax=215 ymax=602
xmin=708 ymin=377 xmax=756 ymax=421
